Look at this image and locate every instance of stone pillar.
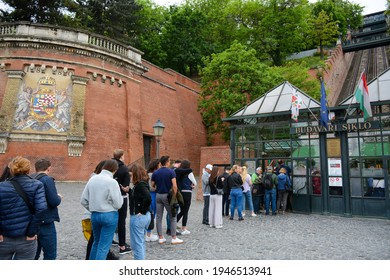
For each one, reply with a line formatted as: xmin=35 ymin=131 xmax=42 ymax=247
xmin=67 ymin=75 xmax=88 ymax=156
xmin=0 ymin=70 xmax=25 ymax=153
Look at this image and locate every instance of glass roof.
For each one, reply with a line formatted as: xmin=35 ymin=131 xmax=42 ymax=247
xmin=225 ymin=81 xmax=321 ymax=121
xmin=339 ymin=68 xmax=390 ymax=105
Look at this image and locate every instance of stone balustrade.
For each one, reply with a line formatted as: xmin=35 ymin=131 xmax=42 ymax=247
xmin=0 ymin=22 xmax=143 ymax=65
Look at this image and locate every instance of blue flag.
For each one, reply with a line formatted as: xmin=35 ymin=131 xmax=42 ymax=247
xmin=320 ymin=80 xmax=329 ymax=129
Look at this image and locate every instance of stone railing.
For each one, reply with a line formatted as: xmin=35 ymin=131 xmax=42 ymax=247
xmin=0 ymin=22 xmax=144 ymax=67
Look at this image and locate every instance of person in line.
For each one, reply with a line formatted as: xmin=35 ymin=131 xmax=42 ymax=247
xmin=129 ymin=163 xmax=152 ymax=260
xmin=241 ymin=166 xmax=256 ymax=217
xmin=175 ymin=159 xmax=197 ymax=235
xmin=83 ymin=160 xmax=118 ymax=260
xmin=208 ymin=166 xmax=224 ymax=228
xmin=166 ymin=159 xmax=182 ymax=236
xmin=33 ymin=159 xmax=63 ymax=260
xmin=0 ymin=156 xmax=47 ymax=260
xmin=276 ymin=167 xmax=291 ymax=214
xmin=145 ymin=159 xmax=160 ymax=242
xmin=112 ymin=149 xmax=132 ymax=255
xmin=201 ymin=164 xmax=213 ymax=225
xmin=263 ymin=166 xmax=278 ymax=215
xmin=151 ymin=155 xmax=183 ymax=244
xmin=276 ymin=159 xmax=291 ymax=176
xmin=80 ymin=159 xmax=123 ymax=260
xmin=221 ymin=166 xmax=231 ymax=216
xmin=251 ymin=167 xmax=264 ymax=214
xmin=0 ymin=165 xmax=11 ymax=181
xmin=226 ymin=165 xmax=244 ymax=221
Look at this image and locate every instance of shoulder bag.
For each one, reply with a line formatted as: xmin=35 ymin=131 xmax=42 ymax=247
xmin=10 ymin=180 xmax=35 ymax=214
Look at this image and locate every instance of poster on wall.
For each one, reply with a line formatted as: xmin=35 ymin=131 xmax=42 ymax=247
xmin=328 ymin=158 xmax=342 ymax=176
xmin=329 ymin=177 xmax=343 ymax=187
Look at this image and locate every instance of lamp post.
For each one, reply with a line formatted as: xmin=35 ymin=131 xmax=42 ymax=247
xmin=153 ymin=119 xmax=165 ymax=159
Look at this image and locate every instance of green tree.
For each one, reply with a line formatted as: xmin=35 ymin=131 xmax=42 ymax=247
xmin=0 ymin=0 xmax=72 ymax=24
xmin=160 ymin=4 xmax=213 ymax=77
xmin=198 ymin=41 xmax=282 ymax=143
xmin=256 ymin=0 xmax=311 ymax=66
xmin=134 ymin=0 xmax=168 ymax=67
xmin=311 ymin=0 xmax=363 ymax=39
xmin=68 ymin=0 xmax=143 ymax=45
xmin=310 ymin=10 xmax=339 ymax=59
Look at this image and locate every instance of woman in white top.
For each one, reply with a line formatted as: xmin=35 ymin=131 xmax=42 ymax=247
xmin=80 ymin=159 xmax=123 ymax=260
xmin=241 ymin=166 xmax=256 ymax=217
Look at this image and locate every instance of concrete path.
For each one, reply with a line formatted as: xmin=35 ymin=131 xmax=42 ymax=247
xmin=56 ymin=182 xmax=390 ymax=260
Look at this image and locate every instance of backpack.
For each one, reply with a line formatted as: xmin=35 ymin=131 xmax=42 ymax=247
xmin=277 ymin=173 xmax=287 ymax=191
xmin=263 ymin=173 xmax=274 ymax=190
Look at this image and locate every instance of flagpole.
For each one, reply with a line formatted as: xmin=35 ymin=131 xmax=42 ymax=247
xmin=287 ymin=81 xmax=319 ymax=122
xmin=343 ymin=71 xmax=364 ymax=120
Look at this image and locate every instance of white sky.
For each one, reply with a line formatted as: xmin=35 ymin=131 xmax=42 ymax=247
xmin=153 ymin=0 xmax=388 ymax=15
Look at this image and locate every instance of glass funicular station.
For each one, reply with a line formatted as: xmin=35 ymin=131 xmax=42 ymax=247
xmin=223 ymin=70 xmax=390 ymax=219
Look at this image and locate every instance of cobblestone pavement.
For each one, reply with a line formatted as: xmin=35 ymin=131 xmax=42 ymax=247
xmin=56 ymin=182 xmax=390 ymax=260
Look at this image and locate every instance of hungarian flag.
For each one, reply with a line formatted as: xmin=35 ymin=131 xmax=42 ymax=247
xmin=291 ymin=89 xmax=302 ymax=122
xmin=354 ymin=71 xmax=372 ymax=121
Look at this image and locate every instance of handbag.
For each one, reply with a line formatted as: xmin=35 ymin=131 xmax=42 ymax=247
xmin=216 ymin=176 xmax=224 ymax=195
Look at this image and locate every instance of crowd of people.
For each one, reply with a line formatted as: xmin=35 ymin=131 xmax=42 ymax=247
xmin=0 ymin=152 xmax=292 ymax=260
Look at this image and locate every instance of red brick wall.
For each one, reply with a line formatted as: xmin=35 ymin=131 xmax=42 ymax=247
xmin=0 ymin=41 xmax=208 ymax=180
xmin=197 ymin=145 xmax=230 ymax=200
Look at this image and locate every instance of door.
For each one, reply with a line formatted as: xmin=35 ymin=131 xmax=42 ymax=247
xmin=143 ymin=135 xmax=152 ymax=168
xmin=291 ymin=157 xmax=311 ymax=213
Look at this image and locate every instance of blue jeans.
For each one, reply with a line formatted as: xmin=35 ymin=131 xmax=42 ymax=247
xmin=90 ymin=211 xmax=118 ymax=260
xmin=147 ymin=192 xmax=156 ymax=234
xmin=130 ymin=212 xmax=151 ymax=260
xmin=265 ymin=188 xmax=277 ymax=214
xmin=35 ymin=222 xmax=57 ymax=260
xmin=242 ymin=191 xmax=254 ymax=212
xmin=230 ymin=188 xmax=243 ymax=218
xmin=0 ymin=236 xmax=37 ymax=260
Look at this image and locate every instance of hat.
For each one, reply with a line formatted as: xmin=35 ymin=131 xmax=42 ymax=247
xmin=256 ymin=167 xmax=262 ymax=171
xmin=267 ymin=166 xmax=273 ymax=171
xmin=205 ymin=164 xmax=213 ymax=170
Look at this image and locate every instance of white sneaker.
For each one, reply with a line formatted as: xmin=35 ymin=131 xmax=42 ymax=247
xmin=251 ymin=213 xmax=257 ymax=217
xmin=242 ymin=213 xmax=246 ymax=217
xmin=158 ymin=237 xmax=166 ymax=244
xmin=181 ymin=229 xmax=191 ymax=235
xmin=215 ymin=225 xmax=223 ymax=229
xmin=171 ymin=237 xmax=183 ymax=244
xmin=145 ymin=234 xmax=159 ymax=242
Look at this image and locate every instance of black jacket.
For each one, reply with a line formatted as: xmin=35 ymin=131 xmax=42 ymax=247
xmin=129 ymin=181 xmax=151 ymax=215
xmin=113 ymin=159 xmax=130 ymax=195
xmin=209 ymin=176 xmax=224 ymax=195
xmin=174 ymin=168 xmax=192 ymax=191
xmin=226 ymin=172 xmax=243 ymax=190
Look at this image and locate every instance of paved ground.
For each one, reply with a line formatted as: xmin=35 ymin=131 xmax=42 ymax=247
xmin=56 ymin=182 xmax=390 ymax=260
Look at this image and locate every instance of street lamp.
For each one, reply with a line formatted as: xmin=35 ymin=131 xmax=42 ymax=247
xmin=153 ymin=119 xmax=165 ymax=159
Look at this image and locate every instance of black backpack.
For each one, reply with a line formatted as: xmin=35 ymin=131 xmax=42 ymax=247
xmin=263 ymin=173 xmax=274 ymax=190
